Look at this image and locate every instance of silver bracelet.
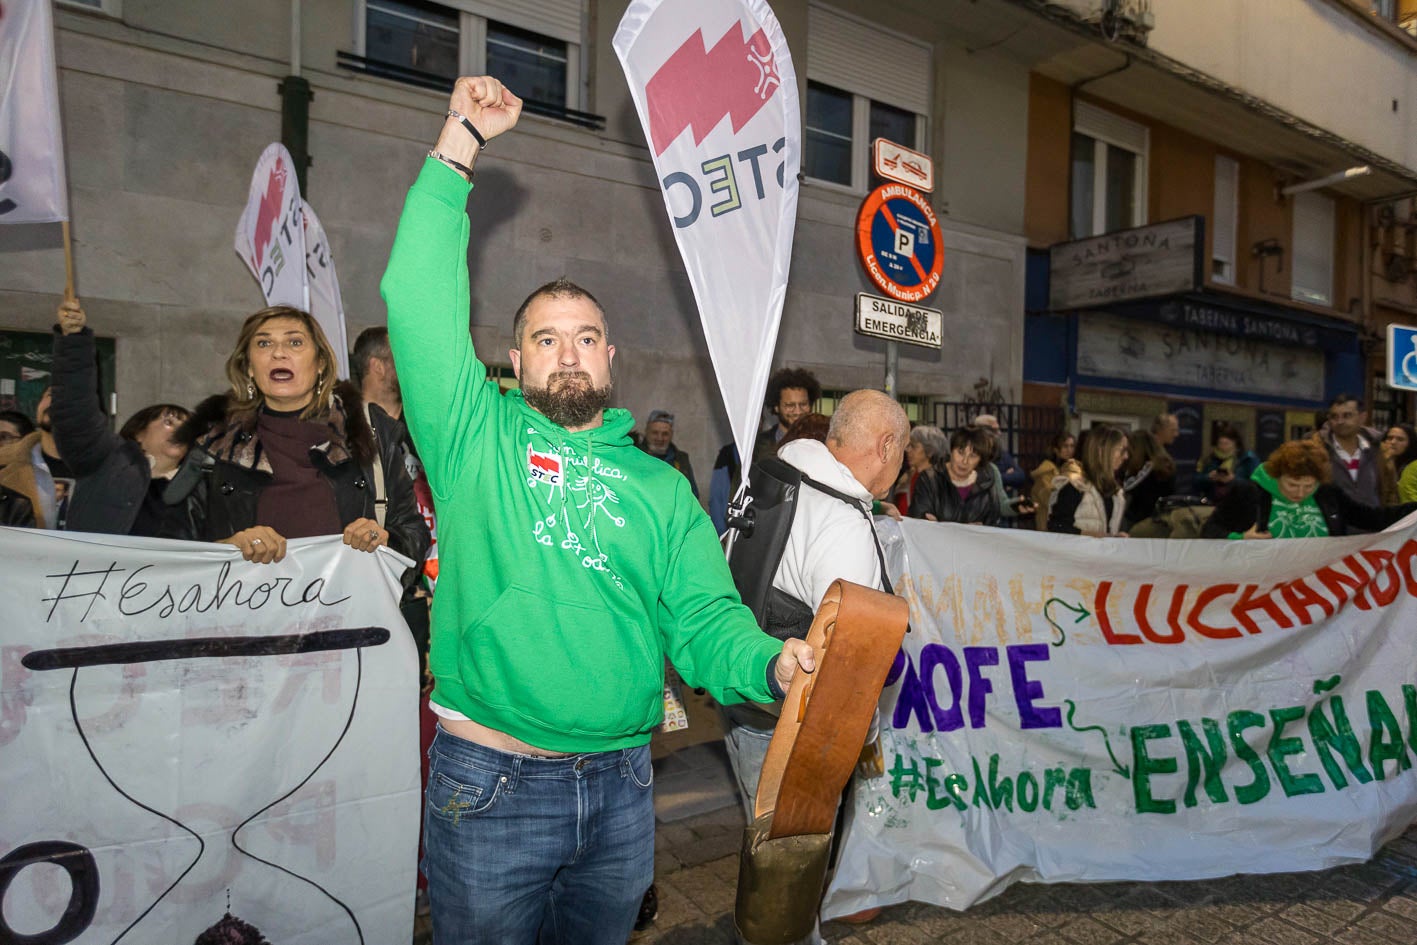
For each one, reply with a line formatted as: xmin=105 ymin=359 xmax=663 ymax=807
xmin=428 ymin=149 xmax=474 ymax=181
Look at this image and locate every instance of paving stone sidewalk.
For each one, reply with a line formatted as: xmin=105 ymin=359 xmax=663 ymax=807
xmin=637 ymin=744 xmax=1417 ymax=945
xmin=415 ymin=740 xmax=1417 ymax=944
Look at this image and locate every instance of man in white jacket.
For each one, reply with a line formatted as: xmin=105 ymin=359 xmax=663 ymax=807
xmin=721 ymin=389 xmax=908 ymax=814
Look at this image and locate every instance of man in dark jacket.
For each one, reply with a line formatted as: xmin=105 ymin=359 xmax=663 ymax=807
xmin=639 ymin=409 xmax=697 ymax=497
xmin=1315 ymin=394 xmax=1391 ymax=509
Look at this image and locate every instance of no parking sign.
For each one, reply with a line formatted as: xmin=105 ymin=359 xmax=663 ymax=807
xmin=855 ymin=183 xmax=944 ymax=303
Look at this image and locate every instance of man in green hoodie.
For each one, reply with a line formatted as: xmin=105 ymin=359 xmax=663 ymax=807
xmin=381 ymin=75 xmax=816 ymax=945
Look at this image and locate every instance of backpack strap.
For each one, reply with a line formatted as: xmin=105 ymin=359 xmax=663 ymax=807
xmin=798 ymin=473 xmax=893 ymax=595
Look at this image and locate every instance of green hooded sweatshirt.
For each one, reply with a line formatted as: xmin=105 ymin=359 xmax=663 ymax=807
xmin=381 ymin=159 xmax=781 ymax=752
xmin=1240 ymin=464 xmax=1330 ymax=539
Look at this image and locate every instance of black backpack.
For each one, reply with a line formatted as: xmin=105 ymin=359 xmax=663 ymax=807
xmin=724 ymin=456 xmax=892 ymax=635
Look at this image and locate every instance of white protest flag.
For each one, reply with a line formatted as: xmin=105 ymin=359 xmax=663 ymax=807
xmin=302 ymin=200 xmax=351 ymax=378
xmin=823 ymin=515 xmax=1417 ymax=917
xmin=235 ymin=143 xmax=307 ymax=311
xmin=0 ymin=529 xmax=420 ymax=943
xmin=614 ymin=0 xmax=800 ymax=468
xmin=0 ymin=0 xmax=68 ymax=222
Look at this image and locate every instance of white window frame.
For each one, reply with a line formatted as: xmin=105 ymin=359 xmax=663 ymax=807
xmin=1073 ymin=102 xmax=1148 ymax=237
xmin=805 ymin=3 xmax=931 ymax=193
xmin=802 ymin=91 xmax=929 ymax=193
xmin=1212 ymin=155 xmax=1239 ymax=285
xmin=1291 ymin=191 xmax=1335 ymax=307
xmin=57 ymin=0 xmax=122 ymax=16
xmin=354 ymin=0 xmax=584 ymax=112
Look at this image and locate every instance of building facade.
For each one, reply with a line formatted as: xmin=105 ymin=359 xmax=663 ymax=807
xmin=2 ymin=0 xmax=1413 ymax=492
xmin=0 ymin=0 xmax=1038 ymax=497
xmin=1016 ymin=0 xmax=1417 ymax=469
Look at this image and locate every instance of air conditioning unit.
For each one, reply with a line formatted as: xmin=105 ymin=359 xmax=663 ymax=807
xmin=1097 ymin=0 xmax=1155 ymax=44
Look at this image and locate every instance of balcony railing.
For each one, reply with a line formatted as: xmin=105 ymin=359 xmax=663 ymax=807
xmin=335 ymin=52 xmax=607 ymax=132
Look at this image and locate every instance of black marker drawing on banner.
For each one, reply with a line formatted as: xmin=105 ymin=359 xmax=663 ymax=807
xmin=14 ymin=627 xmax=389 ymax=945
xmin=41 ymin=558 xmax=352 ymax=624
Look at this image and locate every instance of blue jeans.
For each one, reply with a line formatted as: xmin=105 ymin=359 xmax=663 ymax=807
xmin=422 ymin=726 xmax=655 ymax=945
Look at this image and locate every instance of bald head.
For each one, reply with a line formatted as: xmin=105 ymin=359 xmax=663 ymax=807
xmin=826 ymin=390 xmax=909 ymax=499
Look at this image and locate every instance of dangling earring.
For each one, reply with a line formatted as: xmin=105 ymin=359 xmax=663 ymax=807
xmin=315 ymin=372 xmax=325 ymax=396
xmin=246 ymin=377 xmax=256 ymax=398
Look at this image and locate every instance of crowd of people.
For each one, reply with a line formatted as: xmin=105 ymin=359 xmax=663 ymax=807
xmin=6 ymin=72 xmax=1417 ymax=945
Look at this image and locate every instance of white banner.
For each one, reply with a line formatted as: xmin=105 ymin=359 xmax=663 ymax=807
xmin=614 ymin=0 xmax=800 ymax=467
xmin=235 ymin=143 xmax=307 ymax=311
xmin=0 ymin=530 xmax=419 ymax=944
xmin=301 ymin=200 xmax=351 ymax=379
xmin=0 ymin=0 xmax=68 ymax=223
xmin=824 ymin=516 xmax=1417 ymax=917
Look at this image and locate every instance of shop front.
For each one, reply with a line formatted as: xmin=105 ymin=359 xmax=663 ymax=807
xmin=1023 ymin=217 xmax=1364 ymax=471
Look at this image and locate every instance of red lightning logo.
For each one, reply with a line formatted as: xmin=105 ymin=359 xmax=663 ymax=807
xmin=645 ymin=23 xmax=780 ymax=156
xmin=252 ymin=158 xmax=288 ymax=267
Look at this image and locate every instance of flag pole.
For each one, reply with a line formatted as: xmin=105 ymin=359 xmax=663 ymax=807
xmin=61 ymin=220 xmax=75 ymax=300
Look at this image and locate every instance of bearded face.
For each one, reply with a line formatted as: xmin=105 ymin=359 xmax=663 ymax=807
xmin=521 ymin=370 xmax=613 ymax=430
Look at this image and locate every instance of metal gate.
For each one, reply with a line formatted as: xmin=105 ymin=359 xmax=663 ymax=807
xmin=931 ymin=402 xmax=1068 ymax=473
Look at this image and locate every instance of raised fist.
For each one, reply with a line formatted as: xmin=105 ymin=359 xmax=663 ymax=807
xmin=448 ymin=76 xmax=524 ymax=143
xmin=57 ymin=297 xmax=86 ymax=336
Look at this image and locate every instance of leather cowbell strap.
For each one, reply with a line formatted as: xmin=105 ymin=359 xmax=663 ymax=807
xmin=753 ymin=579 xmax=911 ymax=838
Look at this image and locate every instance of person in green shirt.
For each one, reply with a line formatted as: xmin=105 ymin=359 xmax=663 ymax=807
xmin=380 ymin=75 xmax=814 ymax=945
xmin=1202 ymin=439 xmax=1417 ymax=539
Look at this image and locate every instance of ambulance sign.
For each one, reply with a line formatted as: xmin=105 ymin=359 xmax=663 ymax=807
xmin=856 ymin=183 xmax=944 ymax=303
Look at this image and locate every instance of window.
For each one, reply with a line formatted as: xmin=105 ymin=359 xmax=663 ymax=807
xmin=805 ymin=4 xmax=930 ymax=191
xmin=1291 ymin=192 xmax=1335 ymax=306
xmin=1368 ymin=0 xmax=1396 ymax=21
xmin=366 ymin=0 xmax=460 ymax=82
xmin=57 ymin=0 xmax=121 ymax=14
xmin=486 ymin=364 xmax=519 ymax=393
xmin=819 ymin=389 xmax=926 ymax=422
xmin=1070 ymin=103 xmax=1148 ymax=239
xmin=869 ymin=101 xmax=917 ymax=152
xmin=804 ymin=83 xmax=854 ymax=185
xmin=358 ymin=0 xmax=581 ymax=112
xmin=485 ymin=21 xmax=567 ymax=107
xmin=1212 ymin=156 xmax=1238 ymax=284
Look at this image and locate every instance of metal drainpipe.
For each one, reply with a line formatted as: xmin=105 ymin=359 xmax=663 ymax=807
xmin=281 ymin=0 xmax=313 ymax=194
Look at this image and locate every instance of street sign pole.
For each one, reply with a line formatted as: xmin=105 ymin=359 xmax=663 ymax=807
xmin=885 ymin=341 xmax=898 ymax=397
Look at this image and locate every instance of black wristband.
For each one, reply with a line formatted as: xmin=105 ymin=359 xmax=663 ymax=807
xmin=446 ymin=109 xmax=487 ymax=149
xmin=766 ymin=655 xmax=786 ymax=700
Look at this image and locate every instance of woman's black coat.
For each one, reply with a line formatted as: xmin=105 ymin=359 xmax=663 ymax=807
xmin=908 ymin=462 xmax=1001 ymax=526
xmin=169 ymin=382 xmax=429 ymax=586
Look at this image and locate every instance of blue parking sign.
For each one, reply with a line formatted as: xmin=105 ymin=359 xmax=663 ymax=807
xmin=1389 ymin=324 xmax=1417 ymax=392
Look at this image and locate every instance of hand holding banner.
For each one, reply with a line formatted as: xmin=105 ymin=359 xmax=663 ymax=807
xmin=614 ymin=0 xmax=800 ymax=470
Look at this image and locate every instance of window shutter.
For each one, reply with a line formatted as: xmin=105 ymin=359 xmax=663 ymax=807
xmin=1212 ymin=156 xmax=1238 ymax=283
xmin=1074 ymin=101 xmax=1146 ymax=155
xmin=807 ymin=3 xmax=931 ymax=117
xmin=448 ymin=0 xmax=582 ymax=44
xmin=1291 ymin=192 xmax=1334 ymax=305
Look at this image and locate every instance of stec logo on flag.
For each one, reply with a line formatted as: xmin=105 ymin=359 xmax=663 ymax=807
xmin=643 ymin=20 xmax=789 ymax=230
xmin=527 ymin=446 xmax=563 ymax=487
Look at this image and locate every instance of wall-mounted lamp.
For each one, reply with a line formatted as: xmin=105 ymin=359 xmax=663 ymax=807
xmin=1280 ymin=165 xmax=1371 ymax=197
